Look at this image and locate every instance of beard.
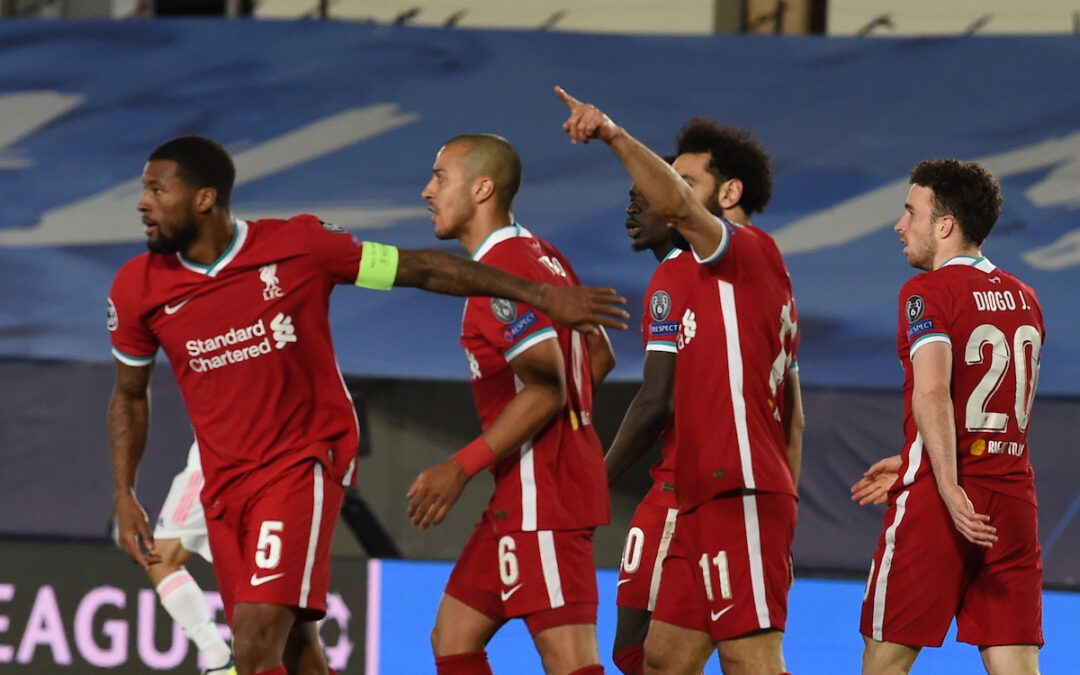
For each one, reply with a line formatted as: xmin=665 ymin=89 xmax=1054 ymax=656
xmin=906 ymin=235 xmax=937 ymax=271
xmin=630 ymin=234 xmax=651 ymax=252
xmin=146 ymin=218 xmax=199 ymax=255
xmin=703 ymin=190 xmax=723 ymax=218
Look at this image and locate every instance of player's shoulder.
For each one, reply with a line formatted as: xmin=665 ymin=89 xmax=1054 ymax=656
xmin=250 ymin=213 xmax=352 ymax=235
xmin=113 ymin=249 xmax=180 ymax=288
xmin=648 ymin=249 xmax=691 ymax=286
xmin=248 ymin=214 xmax=357 ymax=253
xmin=246 ymin=214 xmax=322 ymax=236
xmin=477 ymin=224 xmax=548 ymax=270
xmin=114 ymin=250 xmax=153 ymax=279
xmin=997 ymin=266 xmax=1039 ymax=297
xmin=741 ymin=223 xmax=779 ymax=251
xmin=899 ymin=269 xmax=937 ymax=297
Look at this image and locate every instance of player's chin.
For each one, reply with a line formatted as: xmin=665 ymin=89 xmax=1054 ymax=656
xmin=432 ymin=220 xmax=456 ymax=241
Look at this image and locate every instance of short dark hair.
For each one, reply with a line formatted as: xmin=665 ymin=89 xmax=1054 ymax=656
xmin=675 ymin=118 xmax=772 ymax=215
xmin=149 ymin=135 xmax=236 ymax=209
xmin=446 ymin=134 xmax=522 ymax=208
xmin=909 ymin=159 xmax=1002 ymax=246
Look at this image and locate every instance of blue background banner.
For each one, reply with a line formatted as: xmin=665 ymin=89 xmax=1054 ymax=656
xmin=371 ymin=559 xmax=1078 ymax=673
xmin=2 ymin=22 xmax=1080 ymax=393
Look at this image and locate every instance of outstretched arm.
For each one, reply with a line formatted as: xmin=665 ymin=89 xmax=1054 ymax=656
xmin=393 ymin=248 xmax=628 ymax=332
xmin=406 ymin=339 xmax=567 ymax=529
xmin=605 ymin=350 xmax=676 ymax=484
xmin=108 ymin=360 xmax=161 ymax=570
xmin=555 ymin=86 xmax=729 ymax=260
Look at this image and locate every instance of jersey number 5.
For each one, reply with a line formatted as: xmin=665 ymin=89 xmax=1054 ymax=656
xmin=256 ymin=520 xmax=284 ymax=570
xmin=965 ymin=324 xmax=1041 ymax=433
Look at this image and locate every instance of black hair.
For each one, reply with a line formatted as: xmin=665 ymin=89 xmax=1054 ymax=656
xmin=675 ymin=118 xmax=773 ymax=215
xmin=149 ymin=135 xmax=236 ymax=209
xmin=909 ymin=159 xmax=1002 ymax=246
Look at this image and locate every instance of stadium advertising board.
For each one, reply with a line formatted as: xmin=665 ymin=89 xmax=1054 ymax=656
xmin=0 ymin=540 xmax=364 ymax=673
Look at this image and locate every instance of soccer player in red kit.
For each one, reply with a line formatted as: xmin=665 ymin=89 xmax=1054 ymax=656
xmin=406 ymin=134 xmax=614 ymax=675
xmin=604 ymin=165 xmax=699 ymax=675
xmin=557 ymin=88 xmax=804 ymax=675
xmin=853 ymin=160 xmax=1045 ymax=675
xmin=108 ymin=135 xmax=628 ymax=675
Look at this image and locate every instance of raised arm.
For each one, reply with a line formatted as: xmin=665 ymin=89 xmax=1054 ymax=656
xmin=605 ymin=350 xmax=676 ymax=484
xmin=393 ymin=247 xmax=627 ymax=332
xmin=108 ymin=359 xmax=161 ymax=570
xmin=911 ymin=341 xmax=997 ymax=548
xmin=406 ymin=339 xmax=567 ymax=529
xmin=555 ymin=86 xmax=729 ymax=260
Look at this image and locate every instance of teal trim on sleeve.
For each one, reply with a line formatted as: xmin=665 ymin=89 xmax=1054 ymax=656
xmin=504 ymin=327 xmax=557 ymax=361
xmin=355 ymin=241 xmax=399 ymax=290
xmin=112 ymin=347 xmax=154 ymax=367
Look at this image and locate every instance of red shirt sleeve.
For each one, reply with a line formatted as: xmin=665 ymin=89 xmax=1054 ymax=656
xmin=108 ymin=260 xmax=158 ymax=365
xmin=293 ymin=214 xmax=364 ymax=285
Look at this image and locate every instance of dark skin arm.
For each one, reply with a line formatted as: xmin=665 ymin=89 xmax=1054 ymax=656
xmin=586 ymin=328 xmax=616 ymax=390
xmin=782 ymin=368 xmax=806 ymax=488
xmin=406 ymin=338 xmax=567 ymax=529
xmin=394 ymin=248 xmax=628 ymax=333
xmin=605 ymin=350 xmax=676 ymax=484
xmin=556 ymin=86 xmax=730 ymax=261
xmin=108 ymin=359 xmax=161 ymax=570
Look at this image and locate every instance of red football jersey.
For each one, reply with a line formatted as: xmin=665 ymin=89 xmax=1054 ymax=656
xmin=461 ymin=223 xmax=609 ymax=533
xmin=108 ymin=216 xmax=364 ymax=513
xmin=671 ymin=221 xmax=800 ymax=512
xmin=894 ymin=256 xmax=1044 ymax=505
xmin=639 ymin=248 xmax=699 ymax=508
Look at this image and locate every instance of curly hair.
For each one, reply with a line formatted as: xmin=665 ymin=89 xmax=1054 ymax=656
xmin=909 ymin=159 xmax=1002 ymax=246
xmin=675 ymin=117 xmax=773 ymax=215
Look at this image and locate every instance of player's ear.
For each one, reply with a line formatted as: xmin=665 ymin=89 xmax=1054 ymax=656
xmin=193 ymin=187 xmax=218 ymax=214
xmin=472 ymin=176 xmax=496 ymax=204
xmin=717 ymin=178 xmax=744 ymax=210
xmin=937 ymin=213 xmax=958 ymax=239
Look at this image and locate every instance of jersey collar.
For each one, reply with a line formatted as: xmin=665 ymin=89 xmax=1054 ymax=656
xmin=471 ymin=222 xmax=532 ymax=261
xmin=939 ymin=255 xmax=996 ymax=273
xmin=661 ymin=248 xmax=684 ymax=262
xmin=178 ymin=219 xmax=248 ymax=277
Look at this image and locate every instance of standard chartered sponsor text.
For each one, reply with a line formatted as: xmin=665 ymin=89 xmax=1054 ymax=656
xmin=186 ymin=317 xmax=288 ymax=373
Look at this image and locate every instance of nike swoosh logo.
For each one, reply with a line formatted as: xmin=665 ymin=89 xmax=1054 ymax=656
xmin=617 ymin=579 xmax=632 ymax=587
xmin=250 ymin=572 xmax=286 ymax=587
xmin=500 ymin=583 xmax=523 ymax=601
xmin=163 ymin=297 xmax=193 ymax=315
xmin=710 ymin=605 xmax=734 ymax=621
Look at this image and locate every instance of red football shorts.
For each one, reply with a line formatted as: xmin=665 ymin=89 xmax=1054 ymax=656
xmin=861 ymin=478 xmax=1043 ymax=647
xmin=616 ymin=497 xmax=679 ymax=612
xmin=206 ymin=458 xmax=344 ymax=624
xmin=652 ymin=492 xmax=796 ymax=642
xmin=444 ymin=518 xmax=598 ymax=637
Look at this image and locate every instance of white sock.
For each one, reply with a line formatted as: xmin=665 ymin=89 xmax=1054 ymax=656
xmin=156 ymin=569 xmax=232 ymax=668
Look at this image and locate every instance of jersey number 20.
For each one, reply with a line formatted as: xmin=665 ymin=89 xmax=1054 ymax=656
xmin=965 ymin=323 xmax=1041 ymax=433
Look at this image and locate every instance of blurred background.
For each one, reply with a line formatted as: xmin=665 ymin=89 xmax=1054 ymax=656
xmin=2 ymin=1 xmax=1079 ymax=672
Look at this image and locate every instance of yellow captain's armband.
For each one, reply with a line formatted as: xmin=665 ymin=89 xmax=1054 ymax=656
xmin=355 ymin=241 xmax=399 ymax=290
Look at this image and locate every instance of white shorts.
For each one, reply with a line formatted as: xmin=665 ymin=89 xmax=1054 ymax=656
xmin=153 ymin=440 xmax=211 ymax=562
